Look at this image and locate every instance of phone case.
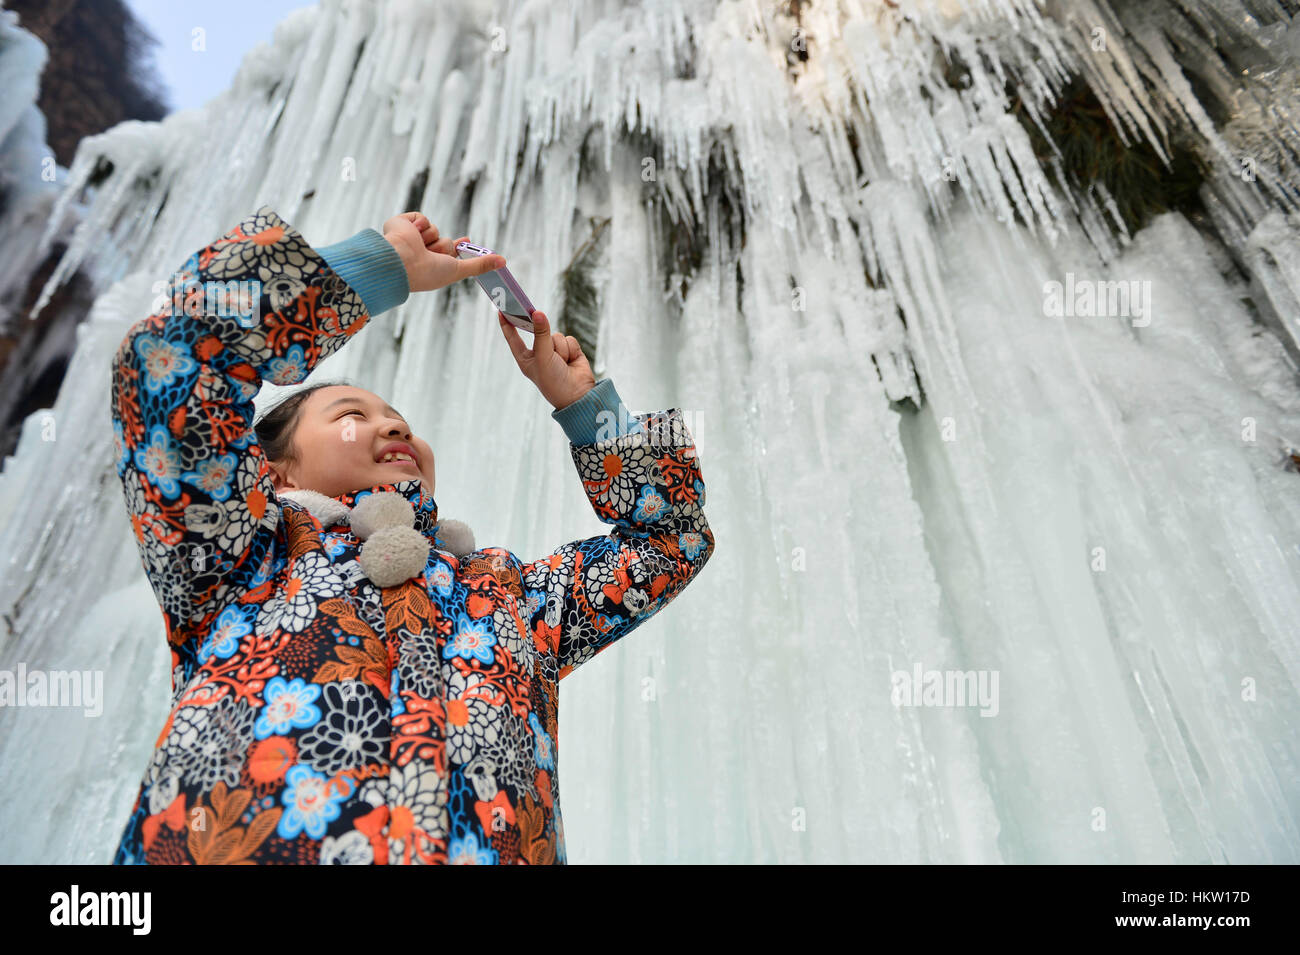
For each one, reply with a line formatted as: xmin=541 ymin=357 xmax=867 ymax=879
xmin=455 ymin=241 xmax=536 ymax=333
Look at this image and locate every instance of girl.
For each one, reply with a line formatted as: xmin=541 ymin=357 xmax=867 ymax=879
xmin=109 ymin=207 xmax=714 ymax=864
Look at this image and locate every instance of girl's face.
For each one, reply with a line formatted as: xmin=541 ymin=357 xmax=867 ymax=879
xmin=268 ymin=385 xmax=435 ymax=499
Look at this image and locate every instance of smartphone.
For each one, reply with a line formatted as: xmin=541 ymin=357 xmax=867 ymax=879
xmin=455 ymin=241 xmax=536 ymax=333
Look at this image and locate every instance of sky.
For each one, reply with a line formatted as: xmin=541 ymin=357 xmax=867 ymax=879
xmin=127 ymin=0 xmax=316 ymax=113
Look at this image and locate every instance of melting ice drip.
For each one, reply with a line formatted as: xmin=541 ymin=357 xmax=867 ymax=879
xmin=0 ymin=0 xmax=1299 ymax=863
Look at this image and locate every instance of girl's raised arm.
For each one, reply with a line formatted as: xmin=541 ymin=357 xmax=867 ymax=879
xmin=516 ymin=383 xmax=716 ymax=681
xmin=109 ymin=206 xmax=409 ymax=655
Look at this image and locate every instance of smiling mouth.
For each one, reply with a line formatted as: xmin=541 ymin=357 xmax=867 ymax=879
xmin=376 ymin=448 xmax=419 ymax=468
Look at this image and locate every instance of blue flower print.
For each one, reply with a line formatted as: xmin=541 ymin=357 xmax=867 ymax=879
xmin=390 ymin=670 xmax=405 ymax=715
xmin=198 ymin=605 xmax=253 ymax=664
xmin=249 ymin=552 xmax=273 ymax=588
xmin=112 ymin=419 xmax=130 ymax=475
xmin=134 ymin=335 xmax=196 ymax=394
xmin=447 ymin=830 xmax=498 ymax=865
xmin=680 ymin=530 xmax=707 ymax=560
xmin=135 ymin=425 xmax=182 ymax=498
xmin=255 ymin=677 xmax=322 ymax=739
xmin=443 ymin=612 xmax=497 ymax=665
xmin=523 ymin=588 xmax=544 ymax=621
xmin=229 ymin=421 xmax=257 ymax=446
xmin=265 ymin=343 xmax=307 ymax=386
xmin=426 ymin=561 xmax=455 ymax=597
xmin=278 ymin=764 xmax=352 ymax=840
xmin=322 ymin=535 xmax=347 ymax=559
xmin=181 ymin=451 xmax=238 ymax=502
xmin=632 ymin=485 xmax=669 ymax=523
xmin=529 ymin=712 xmax=555 ymax=771
xmin=112 ymin=803 xmax=149 ymax=865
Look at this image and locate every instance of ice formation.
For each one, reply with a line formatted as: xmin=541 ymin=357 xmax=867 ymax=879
xmin=1 ymin=0 xmax=1299 ymax=862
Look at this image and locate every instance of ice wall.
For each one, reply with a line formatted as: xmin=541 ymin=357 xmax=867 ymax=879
xmin=1 ymin=0 xmax=1299 ymax=863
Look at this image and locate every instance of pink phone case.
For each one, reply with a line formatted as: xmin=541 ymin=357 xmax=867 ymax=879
xmin=455 ymin=241 xmax=536 ymax=333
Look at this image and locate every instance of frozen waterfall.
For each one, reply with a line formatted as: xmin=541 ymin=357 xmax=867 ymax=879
xmin=1 ymin=0 xmax=1299 ymax=863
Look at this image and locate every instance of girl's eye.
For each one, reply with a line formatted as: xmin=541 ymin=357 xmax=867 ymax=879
xmin=342 ymin=410 xmax=364 ymax=417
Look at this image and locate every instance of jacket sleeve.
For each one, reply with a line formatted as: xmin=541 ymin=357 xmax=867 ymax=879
xmin=109 ymin=205 xmax=409 ymax=651
xmin=518 ymin=378 xmax=716 ymax=681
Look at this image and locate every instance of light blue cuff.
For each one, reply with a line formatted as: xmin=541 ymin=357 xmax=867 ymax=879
xmin=551 ymin=377 xmax=644 ymax=444
xmin=316 ymin=228 xmax=410 ymax=317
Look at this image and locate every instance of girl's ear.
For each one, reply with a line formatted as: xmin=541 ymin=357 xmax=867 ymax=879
xmin=267 ymin=459 xmax=296 ymax=493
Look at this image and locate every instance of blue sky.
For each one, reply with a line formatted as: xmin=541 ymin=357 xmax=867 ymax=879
xmin=128 ymin=0 xmax=316 ymax=113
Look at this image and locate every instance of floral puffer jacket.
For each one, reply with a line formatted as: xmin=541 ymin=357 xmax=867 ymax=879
xmin=109 ymin=207 xmax=714 ymax=864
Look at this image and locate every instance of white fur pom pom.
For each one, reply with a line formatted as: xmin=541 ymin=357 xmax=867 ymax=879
xmin=277 ymin=489 xmax=351 ymax=528
xmin=435 ymin=518 xmax=476 ymax=556
xmin=358 ymin=526 xmax=431 ymax=587
xmin=350 ymin=491 xmax=415 ymax=541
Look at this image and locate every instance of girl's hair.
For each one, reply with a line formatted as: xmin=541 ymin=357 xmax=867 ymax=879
xmin=253 ymin=378 xmax=355 ymax=466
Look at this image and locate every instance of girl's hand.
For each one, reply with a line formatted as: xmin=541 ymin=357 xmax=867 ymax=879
xmin=497 ymin=310 xmax=596 ymax=412
xmin=381 ymin=212 xmax=505 ymax=292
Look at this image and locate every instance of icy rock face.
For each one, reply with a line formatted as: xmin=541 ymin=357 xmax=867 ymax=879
xmin=1 ymin=0 xmax=1299 ymax=864
xmin=0 ymin=9 xmax=81 ymax=458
